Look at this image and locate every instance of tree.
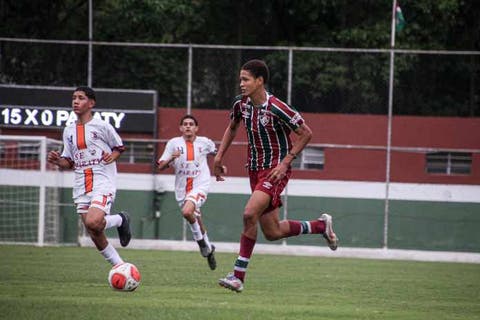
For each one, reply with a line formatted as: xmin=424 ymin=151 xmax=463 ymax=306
xmin=0 ymin=0 xmax=478 ymax=115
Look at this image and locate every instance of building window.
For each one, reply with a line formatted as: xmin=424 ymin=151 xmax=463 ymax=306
xmin=119 ymin=141 xmax=155 ymax=164
xmin=291 ymin=147 xmax=324 ymax=170
xmin=426 ymin=152 xmax=472 ymax=175
xmin=18 ymin=142 xmax=40 ymax=160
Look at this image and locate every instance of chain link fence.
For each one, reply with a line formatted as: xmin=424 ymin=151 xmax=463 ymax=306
xmin=1 ymin=37 xmax=478 ymax=116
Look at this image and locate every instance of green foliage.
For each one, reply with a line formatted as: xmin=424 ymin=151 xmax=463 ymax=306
xmin=94 ymin=0 xmax=205 ymax=42
xmin=1 ymin=245 xmax=480 ymax=320
xmin=0 ymin=0 xmax=478 ymax=115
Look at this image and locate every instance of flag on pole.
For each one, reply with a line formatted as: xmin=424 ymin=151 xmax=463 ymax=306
xmin=395 ymin=4 xmax=406 ymax=32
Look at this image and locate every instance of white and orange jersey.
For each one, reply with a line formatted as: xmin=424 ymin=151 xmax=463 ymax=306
xmin=61 ymin=118 xmax=125 ymax=199
xmin=158 ymin=136 xmax=216 ymax=202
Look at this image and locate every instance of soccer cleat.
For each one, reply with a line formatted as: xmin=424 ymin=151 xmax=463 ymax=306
xmin=197 ymin=239 xmax=210 ymax=257
xmin=319 ymin=213 xmax=338 ymax=251
xmin=117 ymin=212 xmax=132 ymax=247
xmin=218 ymin=273 xmax=243 ymax=293
xmin=206 ymin=245 xmax=217 ymax=270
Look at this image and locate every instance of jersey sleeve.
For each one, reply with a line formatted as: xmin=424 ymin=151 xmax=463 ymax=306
xmin=158 ymin=139 xmax=175 ymax=162
xmin=206 ymin=138 xmax=217 ymax=155
xmin=229 ymin=96 xmax=243 ymax=122
xmin=270 ymin=97 xmax=305 ymax=130
xmin=60 ymin=128 xmax=73 ymax=160
xmin=104 ymin=123 xmax=125 ymax=153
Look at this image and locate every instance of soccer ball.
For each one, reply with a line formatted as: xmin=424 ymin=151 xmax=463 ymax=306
xmin=108 ymin=262 xmax=141 ymax=291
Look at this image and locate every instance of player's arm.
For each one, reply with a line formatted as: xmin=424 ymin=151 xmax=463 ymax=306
xmin=268 ymin=123 xmax=312 ymax=182
xmin=157 ymin=150 xmax=180 ymax=171
xmin=102 ymin=149 xmax=123 ymax=164
xmin=213 ymin=118 xmax=240 ymax=181
xmin=47 ymin=150 xmax=73 ymax=170
xmin=281 ymin=123 xmax=312 ymax=167
xmin=103 ymin=124 xmax=125 ymax=164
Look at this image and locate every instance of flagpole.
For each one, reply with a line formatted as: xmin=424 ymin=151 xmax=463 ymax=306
xmin=383 ymin=0 xmax=397 ymax=249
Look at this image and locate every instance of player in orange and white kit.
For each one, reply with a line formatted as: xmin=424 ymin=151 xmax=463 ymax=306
xmin=47 ymin=86 xmax=131 ymax=267
xmin=157 ymin=115 xmax=217 ymax=270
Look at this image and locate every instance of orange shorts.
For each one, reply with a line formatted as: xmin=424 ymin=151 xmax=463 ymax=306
xmin=248 ymin=167 xmax=292 ymax=214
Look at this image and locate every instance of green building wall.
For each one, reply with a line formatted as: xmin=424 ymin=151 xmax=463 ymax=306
xmin=3 ymin=186 xmax=479 ymax=253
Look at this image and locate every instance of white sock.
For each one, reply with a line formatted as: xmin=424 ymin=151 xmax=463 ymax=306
xmin=189 ymin=220 xmax=203 ymax=241
xmin=105 ymin=214 xmax=122 ymax=230
xmin=100 ymin=243 xmax=124 ymax=266
xmin=203 ymin=232 xmax=212 ymax=251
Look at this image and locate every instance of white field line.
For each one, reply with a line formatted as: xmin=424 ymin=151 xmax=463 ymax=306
xmin=78 ymin=237 xmax=480 ymax=264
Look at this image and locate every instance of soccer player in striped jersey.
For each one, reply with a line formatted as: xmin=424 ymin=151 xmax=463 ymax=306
xmin=214 ymin=60 xmax=338 ymax=292
xmin=47 ymin=86 xmax=131 ymax=267
xmin=157 ymin=115 xmax=217 ymax=270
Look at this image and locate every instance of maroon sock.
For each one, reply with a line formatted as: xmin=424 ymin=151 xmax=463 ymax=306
xmin=287 ymin=220 xmax=302 ymax=236
xmin=310 ymin=219 xmax=326 ymax=234
xmin=234 ymin=234 xmax=256 ymax=282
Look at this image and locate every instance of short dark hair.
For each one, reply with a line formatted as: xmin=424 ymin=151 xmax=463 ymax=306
xmin=75 ymin=86 xmax=96 ymax=101
xmin=180 ymin=114 xmax=198 ymax=126
xmin=241 ymin=59 xmax=269 ymax=84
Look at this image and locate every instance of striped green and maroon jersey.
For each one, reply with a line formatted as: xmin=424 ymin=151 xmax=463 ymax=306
xmin=230 ymin=92 xmax=305 ymax=171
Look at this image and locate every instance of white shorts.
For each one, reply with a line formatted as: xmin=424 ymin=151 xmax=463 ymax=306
xmin=74 ymin=192 xmax=115 ymax=215
xmin=178 ymin=190 xmax=207 ymax=216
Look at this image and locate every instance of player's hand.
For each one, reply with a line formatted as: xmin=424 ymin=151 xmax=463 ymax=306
xmin=215 ymin=165 xmax=227 ymax=181
xmin=102 ymin=151 xmax=114 ymax=164
xmin=213 ymin=159 xmax=227 ymax=181
xmin=47 ymin=150 xmax=61 ymax=165
xmin=267 ymin=163 xmax=288 ymax=183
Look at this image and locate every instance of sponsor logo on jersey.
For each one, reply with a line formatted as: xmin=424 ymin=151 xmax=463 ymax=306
xmin=241 ymin=110 xmax=250 ymax=118
xmin=74 ymin=157 xmax=103 ymax=169
xmin=289 ymin=113 xmax=302 ymax=126
xmin=262 ymin=181 xmax=273 ymax=189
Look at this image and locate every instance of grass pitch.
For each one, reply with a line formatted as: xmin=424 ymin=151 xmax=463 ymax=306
xmin=1 ymin=245 xmax=479 ymax=320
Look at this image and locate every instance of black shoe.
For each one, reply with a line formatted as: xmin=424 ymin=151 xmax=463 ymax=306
xmin=207 ymin=245 xmax=217 ymax=271
xmin=117 ymin=212 xmax=131 ymax=247
xmin=197 ymin=239 xmax=209 ymax=257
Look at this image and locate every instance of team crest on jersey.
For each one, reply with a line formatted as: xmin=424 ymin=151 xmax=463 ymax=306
xmin=67 ymin=135 xmax=73 ymax=145
xmin=89 ymin=149 xmax=96 ymax=156
xmin=260 ymin=114 xmax=270 ymax=126
xmin=177 ymin=146 xmax=184 ymax=154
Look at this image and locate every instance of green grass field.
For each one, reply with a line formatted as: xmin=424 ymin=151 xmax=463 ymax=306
xmin=1 ymin=245 xmax=479 ymax=320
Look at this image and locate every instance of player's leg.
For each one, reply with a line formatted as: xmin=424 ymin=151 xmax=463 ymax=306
xmin=195 ymin=213 xmax=217 ymax=270
xmin=219 ymin=190 xmax=270 ymax=292
xmin=196 ymin=214 xmax=213 ymax=251
xmin=259 ymin=207 xmax=338 ymax=250
xmin=93 ymin=194 xmax=131 ymax=247
xmin=182 ymin=200 xmax=204 ymax=243
xmin=81 ymin=207 xmax=124 ymax=266
xmin=259 ymin=169 xmax=338 ymax=250
xmin=182 ymin=199 xmax=215 ymax=263
xmin=188 ymin=191 xmax=217 ymax=270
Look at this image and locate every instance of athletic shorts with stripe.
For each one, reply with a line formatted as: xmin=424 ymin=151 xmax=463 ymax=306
xmin=75 ymin=192 xmax=115 ymax=215
xmin=249 ymin=167 xmax=292 ymax=214
xmin=177 ymin=189 xmax=207 ymax=216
